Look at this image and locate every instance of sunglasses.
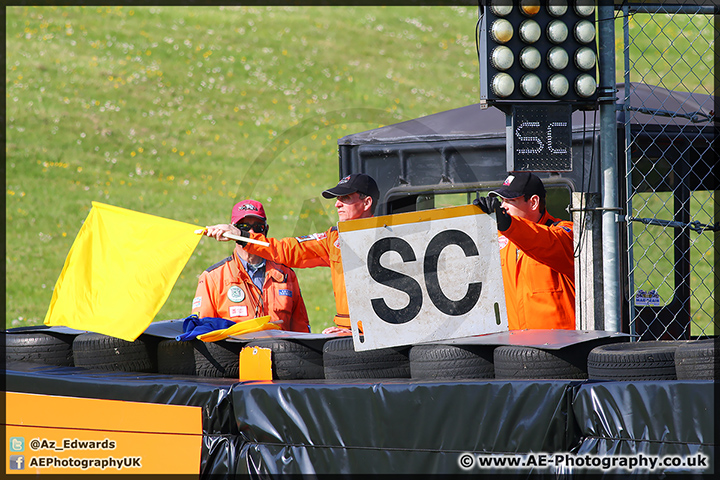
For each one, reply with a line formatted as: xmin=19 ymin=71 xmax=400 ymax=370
xmin=234 ymin=222 xmax=267 ymax=234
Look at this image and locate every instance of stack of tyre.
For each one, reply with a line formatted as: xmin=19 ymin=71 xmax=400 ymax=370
xmin=4 ymin=330 xmax=329 ymax=380
xmin=405 ymin=339 xmax=718 ymax=381
xmin=5 ymin=330 xmax=717 ymax=381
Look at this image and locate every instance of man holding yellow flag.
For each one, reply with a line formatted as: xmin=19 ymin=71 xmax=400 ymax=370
xmin=204 ymin=173 xmax=379 ymax=335
xmin=193 ymin=200 xmax=310 ymax=333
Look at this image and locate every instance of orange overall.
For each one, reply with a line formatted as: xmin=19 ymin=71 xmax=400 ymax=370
xmin=245 ymin=227 xmax=352 ymax=328
xmin=498 ymin=210 xmax=575 ymax=330
xmin=192 ymin=247 xmax=310 ymax=332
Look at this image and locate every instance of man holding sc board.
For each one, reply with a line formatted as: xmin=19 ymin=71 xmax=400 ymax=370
xmin=474 ymin=172 xmax=576 ymax=331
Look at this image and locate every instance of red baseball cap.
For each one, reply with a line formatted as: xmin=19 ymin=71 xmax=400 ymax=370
xmin=231 ymin=199 xmax=266 ymax=224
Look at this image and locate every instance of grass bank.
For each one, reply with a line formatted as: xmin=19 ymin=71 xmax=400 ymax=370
xmin=6 ymin=6 xmax=482 ymax=333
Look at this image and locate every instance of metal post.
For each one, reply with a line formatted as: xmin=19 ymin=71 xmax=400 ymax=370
xmin=598 ymin=0 xmax=622 ymax=332
xmin=623 ymin=4 xmax=636 ymax=338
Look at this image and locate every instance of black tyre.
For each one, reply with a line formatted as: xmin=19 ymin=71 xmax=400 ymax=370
xmin=157 ymin=339 xmax=197 ymax=375
xmin=323 ymin=337 xmax=410 ymax=379
xmin=157 ymin=339 xmax=244 ymax=378
xmin=674 ymin=339 xmax=717 ymax=380
xmin=409 ymin=344 xmax=495 ymax=380
xmin=247 ymin=339 xmax=324 ymax=380
xmin=5 ymin=332 xmax=75 ymax=366
xmin=493 ymin=345 xmax=589 ymax=379
xmin=72 ymin=333 xmax=159 ymax=373
xmin=587 ymin=341 xmax=683 ymax=381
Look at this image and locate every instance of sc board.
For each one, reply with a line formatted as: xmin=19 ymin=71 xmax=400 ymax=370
xmin=338 ymin=205 xmax=509 ymax=351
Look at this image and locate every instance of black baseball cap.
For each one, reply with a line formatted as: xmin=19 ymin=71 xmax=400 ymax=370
xmin=322 ymin=173 xmax=379 ymax=203
xmin=490 ymin=172 xmax=546 ymax=199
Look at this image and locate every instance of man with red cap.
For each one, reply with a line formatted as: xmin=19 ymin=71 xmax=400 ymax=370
xmin=474 ymin=172 xmax=575 ymax=331
xmin=192 ymin=199 xmax=310 ymax=332
xmin=204 ymin=173 xmax=379 ymax=334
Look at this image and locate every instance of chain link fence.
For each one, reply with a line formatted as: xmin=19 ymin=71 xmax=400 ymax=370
xmin=618 ymin=2 xmax=718 ymax=340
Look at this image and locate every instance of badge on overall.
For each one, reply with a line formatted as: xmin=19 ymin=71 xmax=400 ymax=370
xmin=227 ymin=285 xmax=245 ymax=303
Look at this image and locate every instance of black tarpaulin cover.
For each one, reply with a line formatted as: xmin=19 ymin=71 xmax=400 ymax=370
xmin=572 ymin=381 xmax=715 ymax=474
xmin=231 ymin=379 xmax=579 ymax=475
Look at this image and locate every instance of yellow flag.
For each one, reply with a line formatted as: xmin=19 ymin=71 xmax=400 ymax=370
xmin=44 ymin=202 xmax=203 ymax=341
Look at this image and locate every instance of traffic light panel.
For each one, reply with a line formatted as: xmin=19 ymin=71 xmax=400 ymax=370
xmin=478 ymin=1 xmax=598 ymax=108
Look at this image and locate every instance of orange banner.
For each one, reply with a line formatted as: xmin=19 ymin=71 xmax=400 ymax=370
xmin=5 ymin=392 xmax=202 ymax=475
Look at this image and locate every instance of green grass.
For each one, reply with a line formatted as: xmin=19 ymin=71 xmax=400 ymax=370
xmin=615 ymin=11 xmax=715 ymax=93
xmin=6 ymin=7 xmax=715 ymax=337
xmin=6 ymin=6 xmax=482 ymax=333
xmin=630 ymin=191 xmax=715 ymax=336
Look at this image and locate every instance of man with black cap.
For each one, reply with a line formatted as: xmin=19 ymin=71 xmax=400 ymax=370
xmin=203 ymin=173 xmax=380 ymax=334
xmin=474 ymin=172 xmax=575 ymax=331
xmin=193 ymin=199 xmax=310 ymax=332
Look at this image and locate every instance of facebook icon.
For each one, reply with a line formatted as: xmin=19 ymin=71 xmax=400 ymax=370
xmin=10 ymin=455 xmax=25 ymax=470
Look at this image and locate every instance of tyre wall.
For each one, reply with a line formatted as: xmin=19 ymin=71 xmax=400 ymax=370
xmin=5 ymin=362 xmax=714 ymax=476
